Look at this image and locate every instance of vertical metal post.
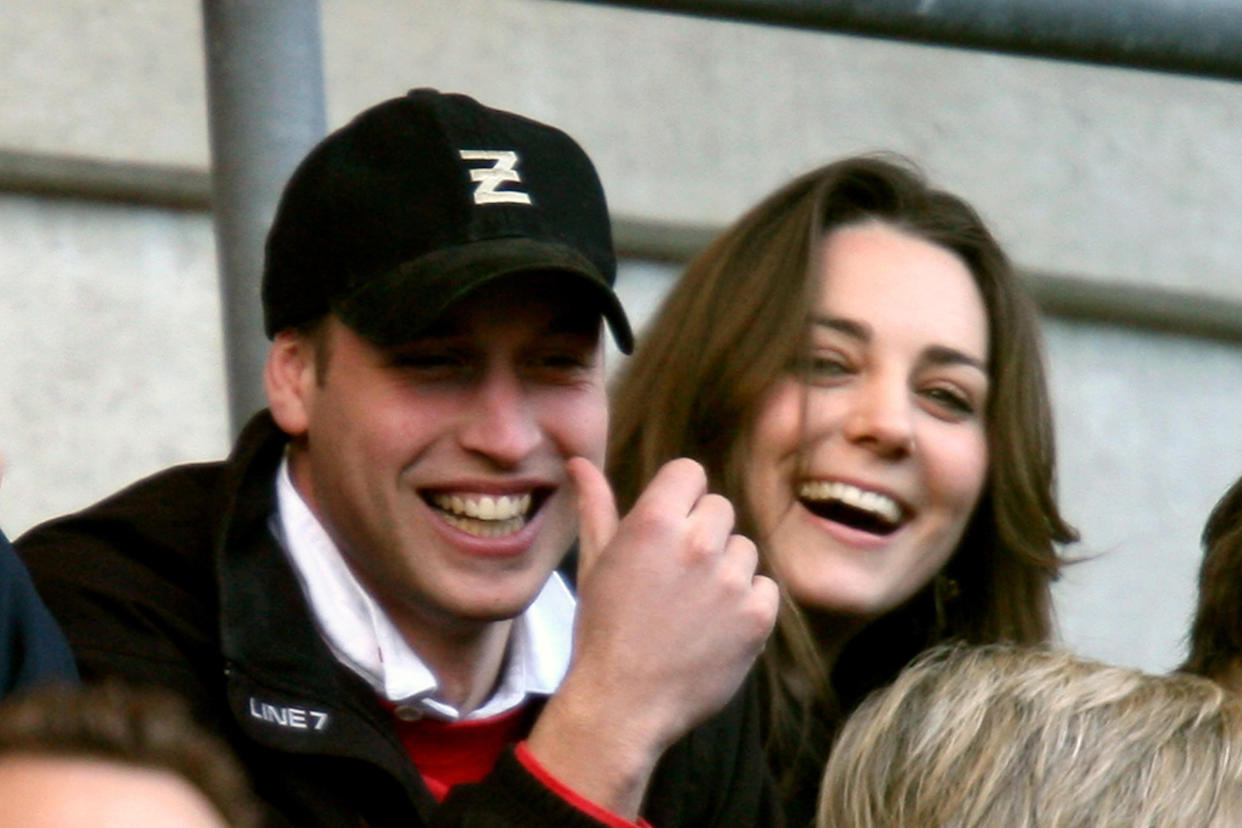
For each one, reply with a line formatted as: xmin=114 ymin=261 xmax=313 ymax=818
xmin=201 ymin=0 xmax=327 ymax=435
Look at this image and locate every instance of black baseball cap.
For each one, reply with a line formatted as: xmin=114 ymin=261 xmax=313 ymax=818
xmin=262 ymin=88 xmax=633 ymax=353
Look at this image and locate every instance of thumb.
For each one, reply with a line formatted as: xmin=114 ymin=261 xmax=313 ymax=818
xmin=566 ymin=456 xmax=619 ymax=581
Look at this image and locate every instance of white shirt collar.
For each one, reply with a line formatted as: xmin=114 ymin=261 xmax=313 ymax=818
xmin=272 ymin=457 xmax=575 ymax=721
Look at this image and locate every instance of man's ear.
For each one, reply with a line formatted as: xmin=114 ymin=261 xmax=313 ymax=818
xmin=265 ymin=330 xmax=317 ymax=437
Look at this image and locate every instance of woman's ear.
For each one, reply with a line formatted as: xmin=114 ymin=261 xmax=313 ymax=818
xmin=265 ymin=329 xmax=317 ymax=437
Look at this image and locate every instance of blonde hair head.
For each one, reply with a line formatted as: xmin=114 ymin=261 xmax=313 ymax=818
xmin=819 ymin=644 xmax=1242 ymax=828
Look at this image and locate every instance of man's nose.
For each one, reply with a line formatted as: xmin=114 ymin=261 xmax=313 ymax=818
xmin=457 ymin=367 xmax=542 ymax=467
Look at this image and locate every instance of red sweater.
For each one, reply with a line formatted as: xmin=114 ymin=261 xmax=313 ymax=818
xmin=389 ymin=704 xmax=650 ymax=828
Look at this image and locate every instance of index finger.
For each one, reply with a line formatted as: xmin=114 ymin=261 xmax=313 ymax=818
xmin=630 ymin=457 xmax=711 ymax=519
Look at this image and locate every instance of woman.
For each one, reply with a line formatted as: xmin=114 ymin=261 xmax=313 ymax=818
xmin=1181 ymin=471 xmax=1242 ymax=690
xmin=607 ymin=155 xmax=1077 ymax=824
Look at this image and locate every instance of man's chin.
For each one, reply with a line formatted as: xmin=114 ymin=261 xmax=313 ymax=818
xmin=446 ymin=582 xmax=549 ymax=624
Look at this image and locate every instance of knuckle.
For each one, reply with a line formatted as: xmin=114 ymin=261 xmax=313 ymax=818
xmin=663 ymin=457 xmax=706 ymax=488
xmin=627 ymin=506 xmax=675 ymax=542
xmin=683 ymin=523 xmax=721 ymax=561
xmin=720 ymin=565 xmax=752 ymax=598
xmin=724 ymin=534 xmax=758 ymax=576
xmin=729 ymin=532 xmax=757 ymax=559
xmin=754 ymin=578 xmax=781 ymax=622
xmin=699 ymin=492 xmax=736 ymax=527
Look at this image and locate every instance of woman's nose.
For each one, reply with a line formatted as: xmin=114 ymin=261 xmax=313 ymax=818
xmin=840 ymin=376 xmax=915 ymax=459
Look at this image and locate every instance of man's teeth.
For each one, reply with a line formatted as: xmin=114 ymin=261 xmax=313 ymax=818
xmin=798 ymin=481 xmax=902 ymax=524
xmin=430 ymin=493 xmax=533 ymax=538
xmin=432 ymin=493 xmax=532 ymax=521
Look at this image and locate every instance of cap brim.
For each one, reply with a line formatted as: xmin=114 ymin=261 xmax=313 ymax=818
xmin=333 ymin=237 xmax=634 ymax=353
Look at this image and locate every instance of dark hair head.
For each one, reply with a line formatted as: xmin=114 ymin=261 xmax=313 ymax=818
xmin=1182 ymin=474 xmax=1242 ymax=680
xmin=0 ymin=681 xmax=261 ymax=826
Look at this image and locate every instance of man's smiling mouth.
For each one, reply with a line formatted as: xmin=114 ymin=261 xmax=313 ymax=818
xmin=426 ymin=491 xmax=541 ymax=538
xmin=797 ymin=481 xmax=904 ymax=536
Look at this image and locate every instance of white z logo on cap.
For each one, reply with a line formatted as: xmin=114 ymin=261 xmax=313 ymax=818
xmin=459 ymin=150 xmax=533 ymax=206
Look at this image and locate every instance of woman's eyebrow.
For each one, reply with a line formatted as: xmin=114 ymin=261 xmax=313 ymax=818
xmin=923 ymin=344 xmax=988 ymax=373
xmin=814 ymin=316 xmax=988 ymax=373
xmin=812 ymin=316 xmax=869 ymax=342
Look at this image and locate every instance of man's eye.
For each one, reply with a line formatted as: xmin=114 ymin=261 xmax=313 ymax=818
xmin=391 ymin=351 xmax=466 ymax=371
xmin=538 ymin=353 xmax=589 ymax=369
xmin=527 ymin=350 xmax=598 ymax=377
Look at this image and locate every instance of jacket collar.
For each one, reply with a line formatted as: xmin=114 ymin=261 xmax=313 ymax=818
xmin=208 ymin=412 xmax=429 ymax=809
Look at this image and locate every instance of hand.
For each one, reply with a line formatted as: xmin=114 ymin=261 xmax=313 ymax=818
xmin=569 ymin=457 xmax=777 ymax=740
xmin=526 ymin=457 xmax=778 ymax=816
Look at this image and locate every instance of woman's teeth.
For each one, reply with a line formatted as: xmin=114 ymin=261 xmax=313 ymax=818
xmin=798 ymin=481 xmax=902 ymax=525
xmin=430 ymin=492 xmax=533 ymax=538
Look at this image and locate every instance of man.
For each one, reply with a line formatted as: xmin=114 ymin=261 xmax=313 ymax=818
xmin=18 ymin=89 xmax=779 ymax=826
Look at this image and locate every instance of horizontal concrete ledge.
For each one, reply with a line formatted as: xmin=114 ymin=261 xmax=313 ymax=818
xmin=3 ymin=148 xmax=1240 ymax=344
xmin=1027 ymin=274 xmax=1242 ymax=344
xmin=614 ymin=216 xmax=1242 ymax=344
xmin=0 ymin=149 xmax=210 ymax=211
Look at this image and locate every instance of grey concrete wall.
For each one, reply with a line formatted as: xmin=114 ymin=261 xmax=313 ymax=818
xmin=3 ymin=0 xmax=1242 ymax=671
xmin=0 ymin=194 xmax=227 ymax=534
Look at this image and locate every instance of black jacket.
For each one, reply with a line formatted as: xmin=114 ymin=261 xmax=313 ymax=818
xmin=18 ymin=412 xmax=778 ymax=826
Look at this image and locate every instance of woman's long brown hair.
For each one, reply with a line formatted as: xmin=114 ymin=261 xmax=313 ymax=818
xmin=606 ymin=155 xmax=1077 ymax=798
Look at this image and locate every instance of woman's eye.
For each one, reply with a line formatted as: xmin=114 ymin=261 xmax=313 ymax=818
xmin=923 ymin=386 xmax=976 ymax=417
xmin=797 ymin=354 xmax=851 ymax=381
